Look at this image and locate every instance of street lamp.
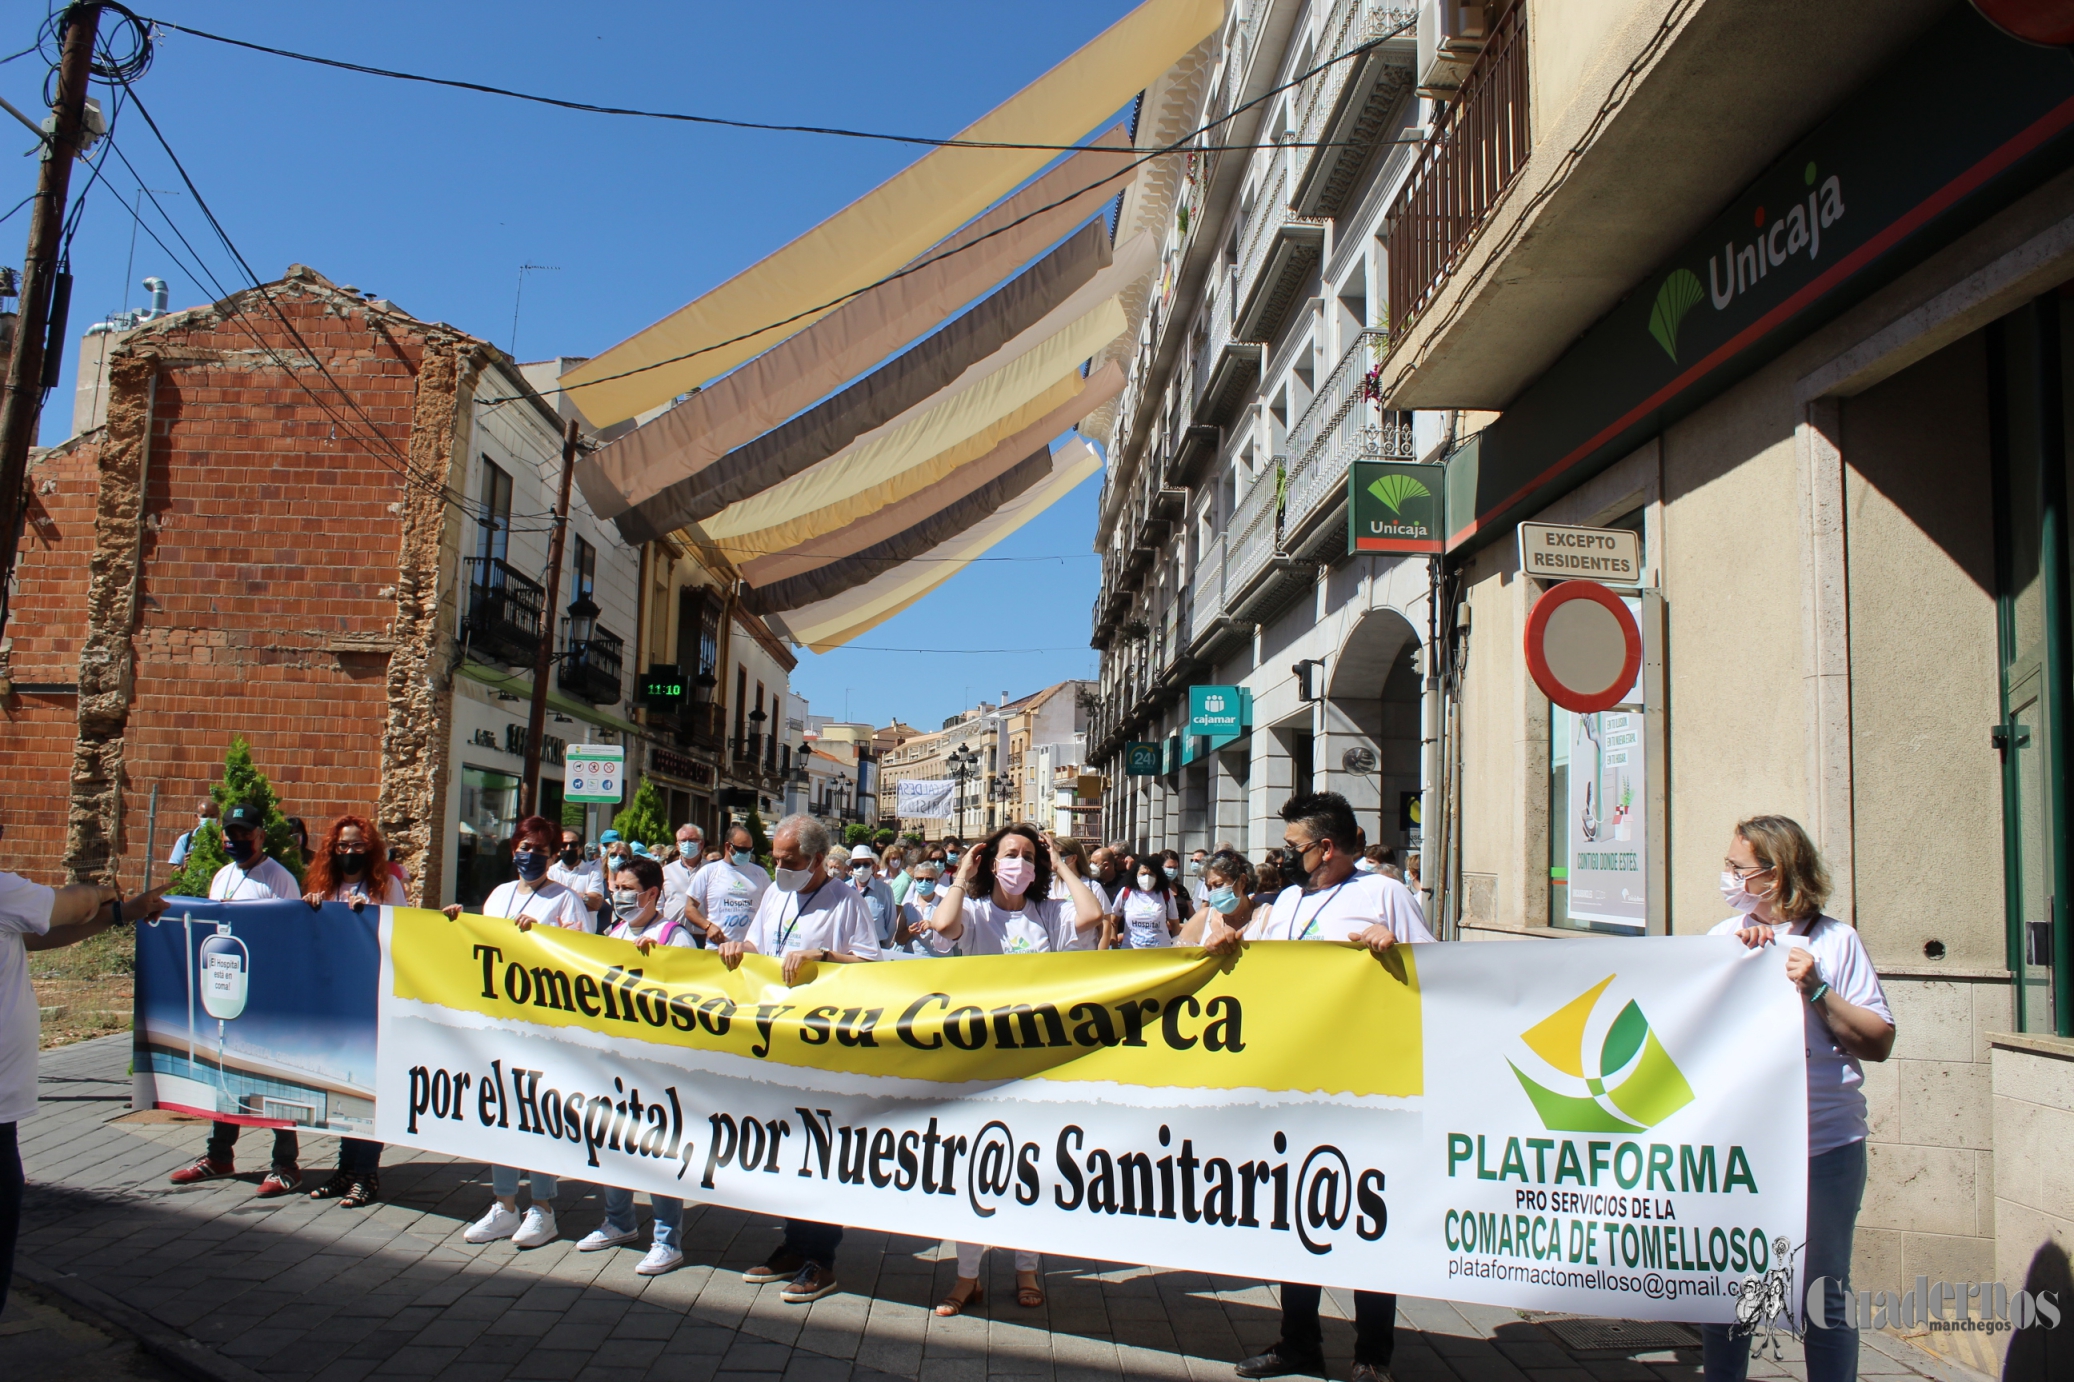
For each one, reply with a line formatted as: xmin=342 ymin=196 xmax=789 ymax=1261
xmin=746 ymin=707 xmax=767 ymax=769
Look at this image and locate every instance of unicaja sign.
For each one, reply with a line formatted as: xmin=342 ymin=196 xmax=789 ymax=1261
xmin=1649 ymin=164 xmax=1846 ymax=363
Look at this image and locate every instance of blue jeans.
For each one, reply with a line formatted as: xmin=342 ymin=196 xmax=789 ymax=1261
xmin=1703 ymin=1138 xmax=1867 ymax=1382
xmin=603 ymin=1186 xmax=682 ymax=1251
xmin=490 ymin=1166 xmax=559 ymax=1202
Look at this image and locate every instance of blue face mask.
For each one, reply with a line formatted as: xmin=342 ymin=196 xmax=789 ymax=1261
xmin=513 ymin=848 xmax=547 ymax=882
xmin=917 ymin=879 xmax=938 ymax=897
xmin=946 ymin=851 xmax=960 ymax=863
xmin=1207 ymin=885 xmax=1240 ymax=914
xmin=732 ymin=850 xmax=754 ymax=867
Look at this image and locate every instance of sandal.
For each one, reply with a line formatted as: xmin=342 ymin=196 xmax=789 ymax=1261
xmin=1016 ymin=1270 xmax=1044 ymax=1309
xmin=308 ymin=1169 xmax=356 ymax=1201
xmin=339 ymin=1173 xmax=380 ymax=1208
xmin=934 ymin=1278 xmax=983 ymax=1317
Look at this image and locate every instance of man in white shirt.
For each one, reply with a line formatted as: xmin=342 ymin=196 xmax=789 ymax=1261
xmin=1185 ymin=847 xmax=1211 ymax=908
xmin=720 ymin=814 xmax=877 ymax=1306
xmin=688 ymin=824 xmax=771 ymax=945
xmin=3 ymin=872 xmax=167 ymax=1309
xmin=1202 ymin=791 xmax=1427 ymax=1382
xmin=846 ymin=844 xmax=900 ymax=950
xmin=661 ymin=824 xmax=704 ymax=928
xmin=548 ymin=827 xmax=603 ymax=929
xmin=208 ymin=803 xmax=301 ymax=901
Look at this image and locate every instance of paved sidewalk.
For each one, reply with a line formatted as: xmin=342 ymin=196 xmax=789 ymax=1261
xmin=17 ymin=1035 xmax=1981 ymax=1382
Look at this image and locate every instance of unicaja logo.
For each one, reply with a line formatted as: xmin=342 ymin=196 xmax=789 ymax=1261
xmin=1509 ymin=976 xmax=1694 ymax=1133
xmin=1368 ymin=472 xmax=1431 ymax=515
xmin=1648 ymin=163 xmax=1846 ymax=362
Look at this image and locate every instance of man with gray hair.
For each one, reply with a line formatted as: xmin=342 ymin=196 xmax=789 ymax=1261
xmin=718 ymin=813 xmax=879 ymax=1303
xmin=661 ymin=822 xmax=705 ymax=931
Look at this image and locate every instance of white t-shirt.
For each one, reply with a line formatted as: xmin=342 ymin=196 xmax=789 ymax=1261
xmin=745 ymin=877 xmax=881 ymax=961
xmin=953 ymin=895 xmax=1080 ymax=956
xmin=1257 ymin=873 xmax=1434 ymax=944
xmin=1053 ymin=877 xmax=1103 ymax=950
xmin=661 ymin=858 xmax=697 ymax=923
xmin=0 ymin=872 xmax=57 ymax=1123
xmin=209 ymin=857 xmax=300 ymax=902
xmin=1709 ymin=913 xmax=1893 ymax=1155
xmin=1117 ymin=887 xmax=1180 ymax=949
xmin=690 ymin=859 xmax=771 ymax=943
xmin=327 ymin=874 xmax=407 ymax=906
xmin=548 ymin=859 xmax=602 ymax=920
xmin=608 ymin=911 xmax=695 ymax=948
xmin=482 ymin=879 xmax=592 ymax=932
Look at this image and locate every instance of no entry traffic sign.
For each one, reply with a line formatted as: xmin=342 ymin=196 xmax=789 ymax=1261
xmin=1523 ymin=580 xmax=1642 ymax=713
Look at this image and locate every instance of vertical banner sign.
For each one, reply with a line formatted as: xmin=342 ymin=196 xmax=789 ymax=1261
xmin=1350 ymin=461 xmax=1446 ymax=554
xmin=566 ymin=743 xmax=626 ymax=803
xmin=1124 ymin=742 xmax=1162 ymax=775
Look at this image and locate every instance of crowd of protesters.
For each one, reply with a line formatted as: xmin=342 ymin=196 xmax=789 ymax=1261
xmin=0 ymin=790 xmax=1893 ymax=1382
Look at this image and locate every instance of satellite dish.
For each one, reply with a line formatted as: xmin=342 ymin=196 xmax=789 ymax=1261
xmin=1341 ymin=746 xmax=1378 ymax=773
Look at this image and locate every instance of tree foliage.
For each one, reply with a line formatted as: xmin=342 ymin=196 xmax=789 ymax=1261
xmin=610 ymin=778 xmax=670 ymax=850
xmin=168 ymin=737 xmax=305 ymax=897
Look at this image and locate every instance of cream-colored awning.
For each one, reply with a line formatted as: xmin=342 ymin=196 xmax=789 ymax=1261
xmin=558 ymin=0 xmax=1223 ymax=424
xmin=784 ymin=436 xmax=1104 ymax=652
xmin=576 ymin=130 xmax=1137 ymax=523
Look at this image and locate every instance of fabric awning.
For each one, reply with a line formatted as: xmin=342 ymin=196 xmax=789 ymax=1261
xmin=575 ymin=129 xmax=1137 ymax=523
xmin=557 ymin=0 xmax=1223 ymax=425
xmin=779 ymin=436 xmax=1103 ymax=652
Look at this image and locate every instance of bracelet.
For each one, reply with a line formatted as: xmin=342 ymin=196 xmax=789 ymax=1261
xmin=106 ymin=895 xmax=128 ymax=928
xmin=1807 ymin=982 xmax=1830 ymax=1005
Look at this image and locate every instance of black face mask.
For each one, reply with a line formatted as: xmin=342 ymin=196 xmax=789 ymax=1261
xmin=335 ymin=850 xmax=368 ymax=876
xmin=560 ymin=845 xmax=581 ymax=866
xmin=224 ymin=833 xmax=257 ymax=863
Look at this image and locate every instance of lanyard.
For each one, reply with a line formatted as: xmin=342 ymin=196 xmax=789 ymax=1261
xmin=1291 ymin=879 xmax=1351 ymax=940
xmin=776 ymin=879 xmax=830 ymax=953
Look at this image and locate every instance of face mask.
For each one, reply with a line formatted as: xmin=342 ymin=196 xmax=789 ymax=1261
xmin=1720 ymin=870 xmax=1766 ymax=914
xmin=917 ymin=880 xmax=938 ymax=897
xmin=513 ymin=849 xmax=547 ymax=882
xmin=560 ymin=845 xmax=582 ymax=866
xmin=679 ymin=843 xmax=700 ymax=862
xmin=1354 ymin=858 xmax=1376 ymax=873
xmin=773 ymin=866 xmax=815 ymax=893
xmin=1137 ymin=873 xmax=1157 ymax=891
xmin=732 ymin=850 xmax=755 ymax=867
xmin=1188 ymin=860 xmax=1203 ymax=876
xmin=852 ymin=863 xmax=875 ymax=877
xmin=995 ymin=857 xmax=1035 ymax=893
xmin=335 ymin=850 xmax=368 ymax=877
xmin=1163 ymin=864 xmax=1180 ymax=879
xmin=1208 ymin=885 xmax=1240 ymax=914
xmin=611 ymin=889 xmax=645 ymax=922
xmin=224 ymin=833 xmax=257 ymax=863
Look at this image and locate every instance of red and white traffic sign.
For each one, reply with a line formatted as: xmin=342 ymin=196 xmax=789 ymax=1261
xmin=1523 ymin=579 xmax=1642 ymax=713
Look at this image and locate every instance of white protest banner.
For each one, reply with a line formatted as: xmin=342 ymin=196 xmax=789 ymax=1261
xmin=896 ymin=779 xmax=956 ymax=819
xmin=376 ymin=910 xmax=1806 ymax=1320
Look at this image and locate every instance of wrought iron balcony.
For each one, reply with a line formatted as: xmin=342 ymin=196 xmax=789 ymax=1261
xmin=676 ymin=700 xmax=725 ymax=752
xmin=462 ymin=557 xmax=544 ymax=666
xmin=1290 ymin=0 xmax=1420 ymax=218
xmin=1283 ymin=329 xmax=1392 ymax=549
xmin=557 ymin=622 xmax=624 ymax=706
xmin=1233 ymin=161 xmax=1326 ymax=343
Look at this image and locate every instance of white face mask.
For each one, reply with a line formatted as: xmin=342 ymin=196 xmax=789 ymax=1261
xmin=1137 ymin=873 xmax=1157 ymax=892
xmin=1720 ymin=870 xmax=1765 ymax=914
xmin=773 ymin=866 xmax=816 ymax=893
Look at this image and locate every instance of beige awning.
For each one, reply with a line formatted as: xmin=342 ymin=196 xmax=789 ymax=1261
xmin=558 ymin=0 xmax=1224 ymax=424
xmin=784 ymin=437 xmax=1104 ymax=652
xmin=576 ymin=130 xmax=1137 ymax=522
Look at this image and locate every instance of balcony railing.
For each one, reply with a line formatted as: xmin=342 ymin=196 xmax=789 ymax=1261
xmin=557 ymin=623 xmax=624 ymax=706
xmin=1190 ymin=533 xmax=1228 ymax=645
xmin=462 ymin=556 xmax=545 ymax=666
xmin=1385 ymin=0 xmax=1529 ymax=334
xmin=1225 ymin=460 xmax=1285 ymax=599
xmin=1284 ymin=329 xmax=1388 ymax=528
xmin=1233 ymin=158 xmax=1327 ymax=342
xmin=676 ymin=701 xmax=724 ymax=752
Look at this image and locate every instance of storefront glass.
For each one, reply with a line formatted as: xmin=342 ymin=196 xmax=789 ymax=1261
xmin=457 ymin=766 xmax=521 ymax=908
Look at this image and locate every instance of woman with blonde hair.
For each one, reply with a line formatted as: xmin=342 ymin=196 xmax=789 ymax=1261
xmin=1704 ymin=814 xmax=1893 ymax=1382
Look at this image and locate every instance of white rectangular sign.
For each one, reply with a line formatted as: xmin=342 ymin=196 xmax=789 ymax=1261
xmin=564 ymin=743 xmax=625 ymax=804
xmin=1519 ymin=522 xmax=1643 ymax=584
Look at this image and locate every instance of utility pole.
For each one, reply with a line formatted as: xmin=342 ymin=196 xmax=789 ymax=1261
xmin=521 ymin=419 xmax=579 ymax=818
xmin=0 ymin=3 xmax=103 ymax=639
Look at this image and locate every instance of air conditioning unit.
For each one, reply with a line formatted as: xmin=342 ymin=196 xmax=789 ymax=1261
xmin=1417 ymin=0 xmax=1488 ymax=98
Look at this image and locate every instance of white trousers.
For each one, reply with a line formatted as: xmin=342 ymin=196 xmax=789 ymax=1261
xmin=956 ymin=1242 xmax=1040 ymax=1277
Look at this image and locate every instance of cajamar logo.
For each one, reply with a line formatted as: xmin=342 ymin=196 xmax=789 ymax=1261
xmin=1367 ymin=471 xmax=1431 ymax=515
xmin=1509 ymin=975 xmax=1693 ymax=1132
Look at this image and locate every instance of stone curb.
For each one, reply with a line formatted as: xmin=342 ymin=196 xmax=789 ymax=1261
xmin=1861 ymin=1326 xmax=1999 ymax=1382
xmin=16 ymin=1258 xmax=273 ymax=1382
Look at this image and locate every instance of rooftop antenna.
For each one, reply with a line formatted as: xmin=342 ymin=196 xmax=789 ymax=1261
xmin=511 ymin=262 xmax=560 ymax=357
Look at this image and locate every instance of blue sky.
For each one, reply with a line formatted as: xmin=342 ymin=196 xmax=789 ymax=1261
xmin=6 ymin=1 xmax=1127 ymax=731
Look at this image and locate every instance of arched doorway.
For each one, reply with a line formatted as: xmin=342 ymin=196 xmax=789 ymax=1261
xmin=1322 ymin=608 xmax=1423 ymax=854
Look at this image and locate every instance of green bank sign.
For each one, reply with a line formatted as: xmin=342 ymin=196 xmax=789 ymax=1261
xmin=1188 ymin=685 xmax=1246 ymax=736
xmin=1350 ymin=461 xmax=1445 ymax=555
xmin=1124 ymin=742 xmax=1162 ymax=776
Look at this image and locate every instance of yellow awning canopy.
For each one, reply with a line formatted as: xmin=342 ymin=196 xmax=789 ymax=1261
xmin=558 ymin=0 xmax=1223 ymax=425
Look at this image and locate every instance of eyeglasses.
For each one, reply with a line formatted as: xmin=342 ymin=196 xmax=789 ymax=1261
xmin=1282 ymin=837 xmax=1322 ymax=859
xmin=1724 ymin=860 xmax=1773 ymax=879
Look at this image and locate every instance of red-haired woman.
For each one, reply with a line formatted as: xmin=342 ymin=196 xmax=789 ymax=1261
xmin=301 ymin=815 xmax=407 ymax=908
xmin=296 ymin=814 xmax=404 ymax=1209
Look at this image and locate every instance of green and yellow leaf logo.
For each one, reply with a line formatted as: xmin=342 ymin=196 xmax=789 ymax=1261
xmin=1647 ymin=268 xmax=1704 ymax=363
xmin=1367 ymin=471 xmax=1431 ymax=515
xmin=1508 ymin=975 xmax=1693 ymax=1132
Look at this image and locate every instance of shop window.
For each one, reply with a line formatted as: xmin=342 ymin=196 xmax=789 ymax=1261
xmin=457 ymin=766 xmax=521 ymax=907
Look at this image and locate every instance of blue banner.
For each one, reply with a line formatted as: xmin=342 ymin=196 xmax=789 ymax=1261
xmin=132 ymin=899 xmax=380 ymax=1133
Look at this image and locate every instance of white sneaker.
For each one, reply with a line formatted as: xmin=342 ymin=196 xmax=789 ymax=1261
xmin=464 ymin=1203 xmax=522 ymax=1244
xmin=577 ymin=1225 xmax=641 ymax=1253
xmin=636 ymin=1242 xmax=685 ymax=1276
xmin=511 ymin=1203 xmax=558 ymax=1249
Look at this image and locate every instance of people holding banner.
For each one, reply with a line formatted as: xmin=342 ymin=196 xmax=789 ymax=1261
xmin=576 ymin=853 xmax=691 ymax=1275
xmin=208 ymin=802 xmax=301 ymax=902
xmin=720 ymin=814 xmax=880 ymax=1303
xmin=5 ymin=873 xmax=166 ymax=1308
xmin=688 ymin=824 xmax=770 ymax=945
xmin=1176 ymin=850 xmax=1269 ymax=944
xmin=1702 ymin=816 xmax=1894 ymax=1382
xmin=887 ymin=858 xmax=953 ymax=957
xmin=923 ymin=823 xmax=1103 ymax=1314
xmin=1198 ymin=792 xmax=1431 ymax=1382
xmin=454 ymin=814 xmax=592 ymax=1249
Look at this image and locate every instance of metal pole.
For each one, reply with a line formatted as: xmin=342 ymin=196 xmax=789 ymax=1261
xmin=0 ymin=3 xmax=102 ymax=640
xmin=521 ymin=419 xmax=579 ymax=818
xmin=142 ymin=781 xmax=159 ymax=893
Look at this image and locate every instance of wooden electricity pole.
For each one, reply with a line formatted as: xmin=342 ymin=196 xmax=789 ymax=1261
xmin=0 ymin=3 xmax=103 ymax=638
xmin=521 ymin=418 xmax=579 ymax=818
